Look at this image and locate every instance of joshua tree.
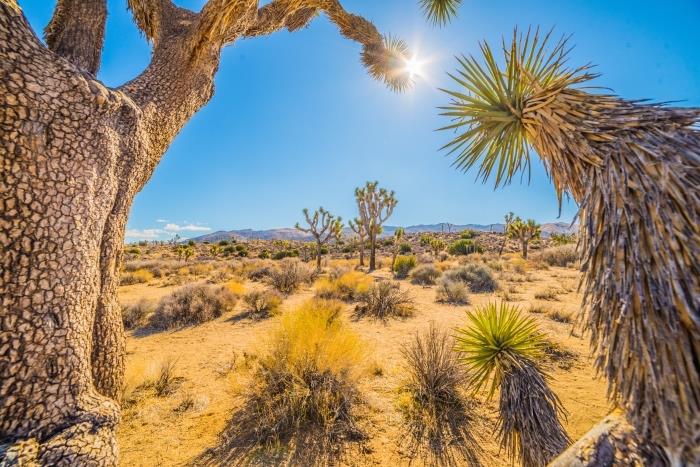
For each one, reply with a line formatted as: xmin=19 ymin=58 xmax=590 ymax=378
xmin=455 ymin=302 xmax=570 ymax=466
xmin=507 ymin=217 xmax=540 ymax=259
xmin=440 ymin=28 xmax=700 ymax=462
xmin=348 ymin=218 xmax=367 ymax=267
xmin=355 ymin=181 xmax=398 ymax=271
xmin=429 ymin=237 xmax=446 ymax=257
xmin=295 ymin=207 xmax=343 ymax=270
xmin=0 ymin=0 xmax=421 ymax=462
xmin=499 ymin=211 xmax=515 ymax=256
xmin=390 ymin=227 xmax=405 ymax=270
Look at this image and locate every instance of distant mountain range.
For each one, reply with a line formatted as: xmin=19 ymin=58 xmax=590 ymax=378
xmin=190 ymin=222 xmax=577 ymax=243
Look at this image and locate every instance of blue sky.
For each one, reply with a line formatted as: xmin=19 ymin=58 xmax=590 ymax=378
xmin=22 ymin=1 xmax=700 ymax=241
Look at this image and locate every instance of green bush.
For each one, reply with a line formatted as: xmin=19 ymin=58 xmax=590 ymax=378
xmin=399 ymin=243 xmax=412 ymax=254
xmin=443 ymin=264 xmax=498 ymax=293
xmin=272 ymin=249 xmax=299 ymax=260
xmin=448 ymin=239 xmax=483 ymax=256
xmin=393 ymin=255 xmax=418 ymax=279
xmin=259 ymin=249 xmax=271 ymax=259
xmin=460 ymin=229 xmax=477 ymax=239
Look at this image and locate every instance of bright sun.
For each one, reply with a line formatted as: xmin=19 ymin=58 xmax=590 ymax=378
xmin=404 ymin=56 xmax=424 ymax=78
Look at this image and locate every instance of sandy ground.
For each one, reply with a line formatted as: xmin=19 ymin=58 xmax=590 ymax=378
xmin=117 ymin=260 xmax=610 ymax=466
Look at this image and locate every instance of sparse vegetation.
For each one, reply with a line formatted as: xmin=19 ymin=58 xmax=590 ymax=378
xmin=315 ymin=270 xmax=373 ymax=301
xmin=243 ymin=289 xmax=283 ymax=318
xmin=398 ymin=324 xmax=479 ymax=464
xmin=410 ymin=264 xmax=441 ymax=286
xmin=455 ymin=303 xmax=570 ymax=466
xmin=268 ymin=258 xmax=314 ymax=294
xmin=435 ymin=278 xmax=470 ymax=305
xmin=216 ymin=299 xmax=365 ymax=458
xmin=149 ymin=285 xmax=238 ymax=330
xmin=443 ymin=264 xmax=498 ymax=293
xmin=448 ymin=238 xmax=483 ymax=256
xmin=393 ymin=255 xmax=417 ymax=279
xmin=355 ymin=281 xmax=414 ymax=319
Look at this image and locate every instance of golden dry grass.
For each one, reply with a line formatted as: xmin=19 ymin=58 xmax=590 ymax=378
xmin=117 ymin=259 xmax=609 ymax=466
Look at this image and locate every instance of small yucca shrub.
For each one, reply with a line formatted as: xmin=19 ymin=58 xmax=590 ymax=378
xmin=355 ymin=281 xmax=414 ymax=319
xmin=443 ymin=264 xmax=498 ymax=293
xmin=393 ymin=255 xmax=418 ymax=279
xmin=398 ymin=324 xmax=479 ymax=464
xmin=410 ymin=264 xmax=442 ymax=286
xmin=455 ymin=303 xmax=570 ymax=467
xmin=219 ymin=299 xmax=365 ymax=456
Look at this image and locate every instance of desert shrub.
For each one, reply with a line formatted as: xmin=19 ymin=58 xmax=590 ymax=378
xmin=154 ymin=359 xmax=182 ymax=397
xmin=393 ymin=255 xmax=418 ymax=279
xmin=547 ymin=309 xmax=574 ymax=324
xmin=268 ymin=258 xmax=314 ymax=294
xmin=225 ymin=280 xmax=245 ymax=296
xmin=223 ymin=299 xmax=365 ymax=450
xmin=435 ymin=278 xmax=470 ymax=305
xmin=125 ymin=246 xmax=141 ymax=256
xmin=534 ymin=287 xmax=562 ymax=301
xmin=410 ymin=264 xmax=441 ymax=286
xmin=536 ymin=244 xmax=578 ymax=267
xmin=399 ymin=243 xmax=412 ymax=254
xmin=315 ymin=271 xmax=373 ymax=301
xmin=243 ymin=289 xmax=282 ymax=318
xmin=448 ymin=239 xmax=483 ymax=256
xmin=248 ymin=264 xmax=274 ymax=281
xmin=208 ymin=269 xmax=233 ymax=284
xmin=258 ymin=249 xmax=271 ymax=259
xmin=149 ymin=284 xmax=238 ymax=330
xmin=120 ymin=268 xmax=154 ymax=286
xmin=443 ymin=264 xmax=498 ymax=293
xmin=122 ymin=299 xmax=153 ymax=330
xmin=459 ymin=229 xmax=477 ymax=239
xmin=455 ymin=303 xmax=570 ymax=466
xmin=398 ymin=324 xmax=479 ymax=464
xmin=355 ymin=281 xmax=414 ymax=319
xmin=549 ymin=233 xmax=576 ymax=246
xmin=272 ymin=249 xmax=299 ymax=260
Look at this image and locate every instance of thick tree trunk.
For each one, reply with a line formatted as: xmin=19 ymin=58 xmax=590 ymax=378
xmin=315 ymin=242 xmax=322 ymax=270
xmin=0 ymin=5 xmax=220 ymax=464
xmin=358 ymin=238 xmax=365 ymax=266
xmin=369 ymin=236 xmax=377 ymax=271
xmin=522 ymin=240 xmax=529 ymax=259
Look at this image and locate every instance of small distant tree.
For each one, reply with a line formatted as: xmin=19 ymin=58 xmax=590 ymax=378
xmin=508 ymin=218 xmax=541 ymax=259
xmin=295 ymin=208 xmax=343 ymax=271
xmin=348 ymin=218 xmax=368 ymax=267
xmin=390 ymin=227 xmax=406 ymax=270
xmin=499 ymin=212 xmax=515 ymax=256
xmin=429 ymin=237 xmax=447 ymax=257
xmin=355 ymin=182 xmax=398 ymax=271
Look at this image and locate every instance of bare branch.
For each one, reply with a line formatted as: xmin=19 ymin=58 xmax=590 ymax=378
xmin=44 ymin=0 xmax=107 ymax=74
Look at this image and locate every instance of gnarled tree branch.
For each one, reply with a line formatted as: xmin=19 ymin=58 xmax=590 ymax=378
xmin=44 ymin=0 xmax=107 ymax=74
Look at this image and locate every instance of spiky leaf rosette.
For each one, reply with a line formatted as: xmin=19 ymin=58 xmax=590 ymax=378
xmin=455 ymin=303 xmax=570 ymax=466
xmin=442 ymin=27 xmax=700 ymax=459
xmin=362 ymin=36 xmax=413 ymax=92
xmin=419 ymin=0 xmax=461 ymax=25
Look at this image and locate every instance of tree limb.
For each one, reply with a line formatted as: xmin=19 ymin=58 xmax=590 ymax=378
xmin=44 ymin=0 xmax=107 ymax=74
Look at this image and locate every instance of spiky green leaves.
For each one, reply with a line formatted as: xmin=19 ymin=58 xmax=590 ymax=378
xmin=419 ymin=0 xmax=461 ymax=25
xmin=362 ymin=36 xmax=414 ymax=92
xmin=439 ymin=28 xmax=592 ymax=187
xmin=455 ymin=302 xmax=545 ymax=398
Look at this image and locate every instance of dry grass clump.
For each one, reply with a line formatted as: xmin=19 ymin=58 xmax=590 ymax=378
xmin=224 ymin=279 xmax=245 ymax=296
xmin=455 ymin=303 xmax=570 ymax=466
xmin=547 ymin=309 xmax=574 ymax=324
xmin=122 ymin=299 xmax=154 ymax=330
xmin=149 ymin=284 xmax=238 ymax=330
xmin=120 ymin=268 xmax=154 ymax=286
xmin=443 ymin=264 xmax=499 ymax=293
xmin=536 ymin=244 xmax=578 ymax=267
xmin=355 ymin=281 xmax=414 ymax=320
xmin=121 ymin=358 xmax=184 ymax=407
xmin=393 ymin=255 xmax=418 ymax=279
xmin=243 ymin=289 xmax=282 ymax=318
xmin=435 ymin=278 xmax=470 ymax=305
xmin=398 ymin=324 xmax=480 ymax=464
xmin=315 ymin=270 xmax=373 ymax=301
xmin=534 ymin=287 xmax=563 ymax=301
xmin=410 ymin=264 xmax=441 ymax=286
xmin=154 ymin=358 xmax=182 ymax=397
xmin=268 ymin=258 xmax=315 ymax=294
xmin=213 ymin=299 xmax=365 ymax=462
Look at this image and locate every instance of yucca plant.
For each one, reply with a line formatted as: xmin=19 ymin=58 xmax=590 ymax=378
xmin=507 ymin=217 xmax=541 ymax=259
xmin=419 ymin=0 xmax=462 ymax=25
xmin=455 ymin=302 xmax=570 ymax=466
xmin=440 ymin=28 xmax=700 ymax=461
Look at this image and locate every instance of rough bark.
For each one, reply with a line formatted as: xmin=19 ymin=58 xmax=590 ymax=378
xmin=2 ymin=1 xmax=407 ymax=464
xmin=522 ymin=240 xmax=528 ymax=259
